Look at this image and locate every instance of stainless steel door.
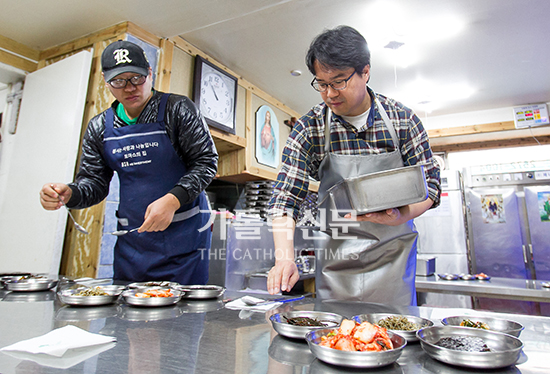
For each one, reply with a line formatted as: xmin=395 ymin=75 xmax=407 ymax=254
xmin=466 ymin=187 xmax=528 ymax=279
xmin=524 ymin=186 xmax=550 ymax=280
xmin=416 ymin=190 xmax=468 ymax=255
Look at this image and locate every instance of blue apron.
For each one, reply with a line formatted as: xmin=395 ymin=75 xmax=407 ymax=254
xmin=103 ymin=93 xmax=211 ymax=284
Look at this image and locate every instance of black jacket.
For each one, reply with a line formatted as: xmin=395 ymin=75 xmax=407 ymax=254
xmin=67 ymin=90 xmax=218 ymax=208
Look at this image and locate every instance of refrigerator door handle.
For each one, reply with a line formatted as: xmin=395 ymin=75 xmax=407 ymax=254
xmin=528 ymin=244 xmax=534 ymax=259
xmin=521 ymin=245 xmax=528 ymax=264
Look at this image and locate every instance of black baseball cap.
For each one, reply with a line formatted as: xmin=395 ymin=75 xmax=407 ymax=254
xmin=101 ymin=40 xmax=150 ymax=82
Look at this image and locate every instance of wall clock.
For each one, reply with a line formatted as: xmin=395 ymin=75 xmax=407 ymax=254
xmin=193 ymin=55 xmax=237 ymax=135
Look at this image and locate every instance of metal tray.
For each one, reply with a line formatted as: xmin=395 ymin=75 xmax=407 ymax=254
xmin=352 ymin=313 xmax=434 ymax=343
xmin=305 ymin=328 xmax=406 ymax=368
xmin=417 ymin=326 xmax=523 ymax=369
xmin=324 ymin=165 xmax=428 ymax=215
xmin=57 ymin=285 xmax=124 ymax=306
xmin=122 ymin=288 xmax=182 ymax=307
xmin=441 ymin=315 xmax=524 ymax=337
xmin=178 ymin=285 xmax=225 ymax=299
xmin=4 ymin=278 xmax=58 ymax=292
xmin=270 ymin=311 xmax=344 ymax=339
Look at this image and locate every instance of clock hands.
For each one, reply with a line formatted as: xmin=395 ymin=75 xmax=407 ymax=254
xmin=210 ymin=84 xmax=219 ymax=101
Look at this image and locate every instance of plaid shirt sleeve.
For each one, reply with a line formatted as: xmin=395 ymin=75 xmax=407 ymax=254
xmin=268 ymin=107 xmax=324 ymax=221
xmin=378 ymin=95 xmax=441 ymax=209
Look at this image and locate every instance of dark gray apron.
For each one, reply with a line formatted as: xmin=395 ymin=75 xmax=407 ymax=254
xmin=316 ymin=98 xmax=418 ymax=305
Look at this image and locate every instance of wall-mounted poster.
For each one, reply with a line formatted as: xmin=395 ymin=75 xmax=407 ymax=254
xmin=255 ymin=105 xmax=279 ymax=168
xmin=538 ymin=191 xmax=550 ymax=222
xmin=481 ymin=194 xmax=506 ymax=224
xmin=127 ymin=34 xmax=159 ymax=86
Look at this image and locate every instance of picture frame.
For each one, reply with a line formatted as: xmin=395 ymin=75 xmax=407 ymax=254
xmin=193 ymin=55 xmax=238 ymax=135
xmin=255 ymin=105 xmax=279 ymax=169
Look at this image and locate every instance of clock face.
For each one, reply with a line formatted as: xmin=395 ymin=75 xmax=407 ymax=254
xmin=193 ymin=56 xmax=237 ymax=134
xmin=200 ymin=68 xmax=234 ymax=126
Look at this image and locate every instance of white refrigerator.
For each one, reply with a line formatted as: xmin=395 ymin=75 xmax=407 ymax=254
xmin=414 ymin=170 xmax=472 ymax=308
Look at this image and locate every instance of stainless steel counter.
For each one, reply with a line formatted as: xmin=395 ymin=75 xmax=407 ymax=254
xmin=416 ymin=275 xmax=550 ymax=303
xmin=1 ymin=288 xmax=550 ymax=374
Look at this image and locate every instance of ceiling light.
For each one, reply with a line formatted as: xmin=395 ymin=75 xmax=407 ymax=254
xmin=290 ymin=70 xmax=302 ymax=77
xmin=384 ymin=41 xmax=404 ymax=50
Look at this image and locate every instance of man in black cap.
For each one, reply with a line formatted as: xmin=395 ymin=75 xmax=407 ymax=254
xmin=40 ymin=40 xmax=218 ymax=284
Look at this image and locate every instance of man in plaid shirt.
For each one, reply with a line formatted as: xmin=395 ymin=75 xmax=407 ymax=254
xmin=267 ymin=26 xmax=441 ymax=304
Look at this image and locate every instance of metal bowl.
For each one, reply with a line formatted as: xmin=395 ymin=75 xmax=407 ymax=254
xmin=475 ymin=273 xmax=491 ymax=280
xmin=542 ymin=281 xmax=550 ymax=288
xmin=437 ymin=273 xmax=458 ymax=281
xmin=441 ymin=315 xmax=524 ymax=337
xmin=308 ymin=359 xmax=404 ymax=374
xmin=459 ymin=273 xmax=476 ymax=280
xmin=352 ymin=313 xmax=434 ymax=343
xmin=417 ymin=326 xmax=523 ymax=369
xmin=122 ymin=288 xmax=182 ymax=307
xmin=270 ymin=311 xmax=344 ymax=339
xmin=55 ymin=305 xmax=119 ymax=321
xmin=305 ymin=328 xmax=406 ymax=368
xmin=178 ymin=285 xmax=225 ymax=299
xmin=117 ymin=304 xmax=184 ymax=321
xmin=4 ymin=278 xmax=58 ymax=292
xmin=57 ymin=285 xmax=124 ymax=306
xmin=127 ymin=281 xmax=180 ymax=289
xmin=2 ymin=290 xmax=56 ymax=302
xmin=179 ymin=299 xmax=224 ymax=313
xmin=268 ymin=334 xmax=315 ymax=366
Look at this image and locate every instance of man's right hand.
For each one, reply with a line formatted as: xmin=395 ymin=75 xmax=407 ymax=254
xmin=267 ymin=259 xmax=300 ymax=295
xmin=40 ymin=183 xmax=71 ymax=210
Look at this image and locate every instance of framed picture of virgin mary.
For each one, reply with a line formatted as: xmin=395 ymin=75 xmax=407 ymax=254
xmin=255 ymin=105 xmax=279 ymax=168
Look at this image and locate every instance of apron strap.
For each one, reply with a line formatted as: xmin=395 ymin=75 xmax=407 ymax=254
xmin=324 ymin=106 xmax=332 ymax=153
xmin=374 ymin=98 xmax=400 ymax=149
xmin=157 ymin=93 xmax=170 ymax=122
xmin=104 ymin=108 xmax=115 ymax=138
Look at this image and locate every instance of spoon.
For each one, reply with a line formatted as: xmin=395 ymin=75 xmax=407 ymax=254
xmin=52 ymin=186 xmax=89 ymax=235
xmin=108 ymin=228 xmax=139 ymax=236
xmin=241 ymin=295 xmax=304 ymax=306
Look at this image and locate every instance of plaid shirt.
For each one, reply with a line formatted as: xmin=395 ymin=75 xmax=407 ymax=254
xmin=269 ymin=87 xmax=441 ymax=221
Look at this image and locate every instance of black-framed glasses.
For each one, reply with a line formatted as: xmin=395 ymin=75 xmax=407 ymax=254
xmin=311 ymin=71 xmax=356 ymax=92
xmin=108 ymin=75 xmax=147 ymax=89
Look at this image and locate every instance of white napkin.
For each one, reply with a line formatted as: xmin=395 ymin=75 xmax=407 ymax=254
xmin=0 ymin=325 xmax=116 ymax=357
xmin=225 ymin=296 xmax=282 ymax=312
xmin=1 ymin=342 xmax=116 ymax=369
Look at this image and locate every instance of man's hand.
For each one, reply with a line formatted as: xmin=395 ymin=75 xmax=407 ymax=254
xmin=345 ymin=208 xmax=403 ymax=226
xmin=40 ymin=183 xmax=71 ymax=210
xmin=267 ymin=259 xmax=300 ymax=295
xmin=344 ymin=198 xmax=434 ymax=226
xmin=140 ymin=193 xmax=181 ymax=232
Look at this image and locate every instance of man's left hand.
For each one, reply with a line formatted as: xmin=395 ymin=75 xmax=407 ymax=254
xmin=140 ymin=194 xmax=181 ymax=232
xmin=344 ymin=208 xmax=403 ymax=226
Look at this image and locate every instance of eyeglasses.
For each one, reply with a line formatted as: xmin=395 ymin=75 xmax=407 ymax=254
xmin=311 ymin=71 xmax=356 ymax=92
xmin=108 ymin=75 xmax=147 ymax=89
